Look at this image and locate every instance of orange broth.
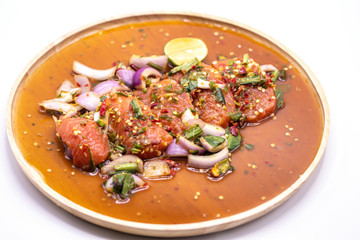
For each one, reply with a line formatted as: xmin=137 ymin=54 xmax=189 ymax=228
xmin=12 ymin=19 xmax=323 ymax=224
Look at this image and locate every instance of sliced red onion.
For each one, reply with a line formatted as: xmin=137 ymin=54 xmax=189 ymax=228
xmin=165 ymin=139 xmax=188 ymax=157
xmin=74 ymin=75 xmax=91 ymax=94
xmin=39 ymin=100 xmax=78 ymax=117
xmin=178 ymin=136 xmax=206 ymax=155
xmin=133 ymin=67 xmax=161 ymax=90
xmin=73 ymin=61 xmax=116 ymax=81
xmin=188 ymin=147 xmax=229 ymax=169
xmin=93 ymin=80 xmax=129 ymax=96
xmin=260 ymin=64 xmax=278 ymax=72
xmin=75 ymin=91 xmax=100 ymax=111
xmin=130 ymin=55 xmax=168 ymax=69
xmin=200 ymin=137 xmax=228 ymax=153
xmin=186 ymin=118 xmax=205 ymax=128
xmin=56 ymin=80 xmax=75 ymax=96
xmin=64 ymin=144 xmax=73 ymax=160
xmin=181 ymin=109 xmax=196 ymax=123
xmin=132 ymin=174 xmax=146 ymax=187
xmin=116 ymin=69 xmax=135 ymax=87
xmin=202 ymin=123 xmax=226 ymax=136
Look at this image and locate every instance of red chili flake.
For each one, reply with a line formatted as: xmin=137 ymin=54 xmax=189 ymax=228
xmin=164 ymin=126 xmax=172 ymax=132
xmin=160 ymin=109 xmax=168 ymax=113
xmin=130 ymin=64 xmax=139 ymax=71
xmin=239 ymin=66 xmax=247 ymax=75
xmin=112 ymin=61 xmax=117 ymax=67
xmin=253 ymin=65 xmax=259 ymax=75
xmin=229 ymin=126 xmax=238 ymax=137
xmin=150 ymin=102 xmax=158 ymax=109
xmin=76 ymin=83 xmax=81 ymax=87
xmin=99 ymin=101 xmax=107 ymax=116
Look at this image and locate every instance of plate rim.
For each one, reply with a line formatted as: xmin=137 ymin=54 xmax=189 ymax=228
xmin=6 ymin=11 xmax=330 ymax=237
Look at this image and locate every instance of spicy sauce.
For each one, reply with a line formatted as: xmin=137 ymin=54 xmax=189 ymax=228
xmin=12 ymin=19 xmax=323 ymax=224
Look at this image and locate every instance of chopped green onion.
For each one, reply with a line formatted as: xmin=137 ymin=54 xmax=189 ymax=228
xmin=169 ymin=57 xmax=199 ymax=75
xmin=245 ymin=144 xmax=254 ymax=150
xmin=117 ymin=92 xmax=128 ymax=97
xmin=131 ymin=142 xmax=143 ymax=154
xmin=121 ymin=173 xmax=135 ymax=197
xmin=280 ymin=65 xmax=287 ymax=80
xmin=164 ymin=84 xmax=173 ymax=93
xmin=271 ymin=70 xmax=280 ymax=82
xmin=147 ymin=62 xmax=163 ymax=71
xmin=151 ymin=93 xmax=157 ymax=102
xmin=114 ymin=163 xmax=138 ymax=173
xmin=137 ymin=127 xmax=147 ymax=135
xmin=88 ymin=147 xmax=95 ymax=172
xmin=238 ymin=75 xmax=263 ymax=85
xmin=242 ymin=53 xmax=249 ymax=65
xmin=130 ymin=99 xmax=143 ymax=119
xmin=114 ymin=144 xmax=126 ymax=154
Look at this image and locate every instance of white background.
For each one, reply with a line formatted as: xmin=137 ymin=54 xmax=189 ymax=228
xmin=1 ymin=0 xmax=359 ymax=239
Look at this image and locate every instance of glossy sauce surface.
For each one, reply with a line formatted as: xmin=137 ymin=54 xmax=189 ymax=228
xmin=13 ymin=19 xmax=323 ymax=224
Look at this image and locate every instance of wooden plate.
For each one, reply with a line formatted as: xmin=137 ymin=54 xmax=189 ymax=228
xmin=6 ymin=12 xmax=330 ymax=237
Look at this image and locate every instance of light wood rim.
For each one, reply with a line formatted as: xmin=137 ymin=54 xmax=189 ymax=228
xmin=6 ymin=11 xmax=330 ymax=237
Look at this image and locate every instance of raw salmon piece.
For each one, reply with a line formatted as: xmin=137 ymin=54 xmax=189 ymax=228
xmin=105 ymin=94 xmax=173 ymax=159
xmin=136 ymin=79 xmax=193 ymax=135
xmin=236 ymin=85 xmax=277 ymax=123
xmin=56 ymin=117 xmax=110 ymax=171
xmin=193 ymin=88 xmax=236 ymax=128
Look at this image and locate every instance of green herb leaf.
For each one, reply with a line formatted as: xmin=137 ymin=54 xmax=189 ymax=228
xmin=245 ymin=144 xmax=254 ymax=150
xmin=184 ymin=124 xmax=204 ymax=141
xmin=275 ymin=88 xmax=284 ymax=110
xmin=229 ymin=112 xmax=242 ymax=122
xmin=226 ymin=127 xmax=242 ymax=151
xmin=214 ymin=88 xmax=226 ymax=105
xmin=203 ymin=135 xmax=225 ymax=147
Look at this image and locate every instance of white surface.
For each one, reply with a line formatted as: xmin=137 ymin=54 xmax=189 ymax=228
xmin=1 ymin=0 xmax=359 ymax=239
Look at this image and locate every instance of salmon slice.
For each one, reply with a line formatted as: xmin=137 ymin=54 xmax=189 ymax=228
xmin=104 ymin=94 xmax=173 ymax=159
xmin=235 ymin=85 xmax=277 ymax=123
xmin=193 ymin=89 xmax=236 ymax=128
xmin=56 ymin=117 xmax=110 ymax=171
xmin=135 ymin=79 xmax=193 ymax=135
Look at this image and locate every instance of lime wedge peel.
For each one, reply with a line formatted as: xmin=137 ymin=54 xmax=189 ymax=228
xmin=164 ymin=38 xmax=208 ymax=66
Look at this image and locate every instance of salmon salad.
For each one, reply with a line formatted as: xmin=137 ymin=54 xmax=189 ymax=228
xmin=39 ymin=38 xmax=285 ymax=203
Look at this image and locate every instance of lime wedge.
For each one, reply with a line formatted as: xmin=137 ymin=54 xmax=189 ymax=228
xmin=164 ymin=38 xmax=208 ymax=66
